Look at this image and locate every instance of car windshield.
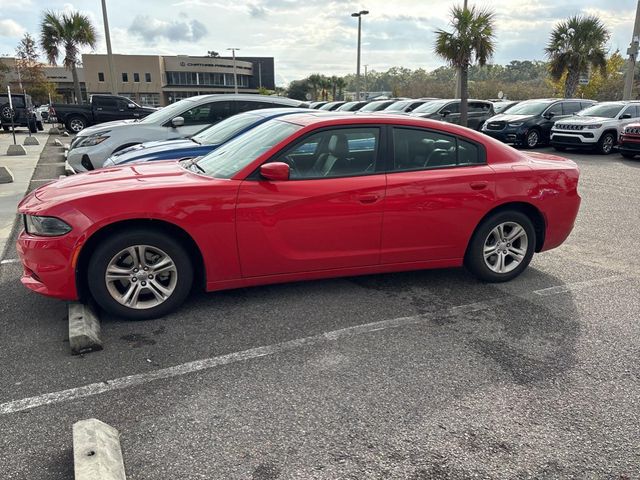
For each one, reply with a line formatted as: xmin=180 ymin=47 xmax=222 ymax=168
xmin=192 ymin=113 xmax=262 ymax=145
xmin=138 ymin=99 xmax=196 ymax=125
xmin=577 ymin=103 xmax=625 ymax=118
xmin=494 ymin=102 xmax=517 ymax=114
xmin=412 ymin=100 xmax=448 ymax=114
xmin=336 ymin=102 xmax=361 ymax=111
xmin=359 ymin=101 xmax=393 ymax=112
xmin=384 ymin=101 xmax=412 ymax=112
xmin=193 ymin=120 xmax=301 ymax=178
xmin=506 ymin=101 xmax=552 ymax=116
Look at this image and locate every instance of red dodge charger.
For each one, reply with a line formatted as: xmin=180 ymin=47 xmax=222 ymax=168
xmin=17 ymin=113 xmax=580 ymax=319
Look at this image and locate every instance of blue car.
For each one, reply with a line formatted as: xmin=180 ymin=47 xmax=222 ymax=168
xmin=102 ymin=108 xmax=315 ymax=167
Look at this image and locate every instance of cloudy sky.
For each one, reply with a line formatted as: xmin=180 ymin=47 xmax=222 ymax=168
xmin=0 ymin=0 xmax=637 ymax=85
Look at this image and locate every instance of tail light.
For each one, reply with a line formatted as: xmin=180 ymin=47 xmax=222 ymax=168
xmin=49 ymin=106 xmax=56 ymax=116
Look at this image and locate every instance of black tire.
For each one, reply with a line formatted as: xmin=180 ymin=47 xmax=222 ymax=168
xmin=36 ymin=121 xmax=44 ymax=131
xmin=28 ymin=118 xmax=37 ymax=133
xmin=597 ymin=132 xmax=616 ymax=155
xmin=66 ymin=115 xmax=87 ymax=133
xmin=465 ymin=210 xmax=536 ymax=283
xmin=87 ymin=228 xmax=193 ymax=320
xmin=621 ymin=152 xmax=636 ymax=159
xmin=524 ymin=129 xmax=541 ymax=149
xmin=2 ymin=125 xmax=9 ymax=132
xmin=0 ymin=103 xmax=13 ymax=122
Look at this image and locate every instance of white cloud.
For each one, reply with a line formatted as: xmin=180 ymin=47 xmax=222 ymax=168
xmin=0 ymin=19 xmax=25 ymax=38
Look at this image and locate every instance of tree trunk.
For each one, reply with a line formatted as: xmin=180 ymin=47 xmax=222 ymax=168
xmin=332 ymin=84 xmax=337 ymax=101
xmin=71 ymin=63 xmax=83 ymax=104
xmin=565 ymin=68 xmax=580 ymax=98
xmin=460 ymin=65 xmax=469 ymax=128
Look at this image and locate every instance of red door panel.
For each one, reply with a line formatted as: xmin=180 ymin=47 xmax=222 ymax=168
xmin=236 ymin=175 xmax=386 ymax=277
xmin=381 ymin=165 xmax=495 ymax=263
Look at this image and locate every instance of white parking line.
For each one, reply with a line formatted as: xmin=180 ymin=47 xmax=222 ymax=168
xmin=0 ymin=274 xmax=626 ymax=417
xmin=0 ymin=258 xmax=20 ymax=265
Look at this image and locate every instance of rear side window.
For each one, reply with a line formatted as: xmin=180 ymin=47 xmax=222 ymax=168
xmin=442 ymin=102 xmax=459 ymax=114
xmin=94 ymin=97 xmax=117 ymax=109
xmin=391 ymin=127 xmax=484 ymax=171
xmin=562 ymin=102 xmax=582 ymax=115
xmin=235 ymin=101 xmax=275 ymax=113
xmin=469 ymin=102 xmax=491 ymax=113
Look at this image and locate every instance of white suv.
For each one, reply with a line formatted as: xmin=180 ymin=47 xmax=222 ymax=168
xmin=550 ymin=101 xmax=640 ymax=154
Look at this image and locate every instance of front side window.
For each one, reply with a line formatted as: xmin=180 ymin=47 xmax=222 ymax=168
xmin=546 ymin=103 xmax=562 ymax=116
xmin=274 ymin=128 xmax=380 ymax=179
xmin=562 ymin=102 xmax=583 ymax=115
xmin=392 ymin=127 xmax=484 ymax=171
xmin=441 ymin=102 xmax=459 ymax=114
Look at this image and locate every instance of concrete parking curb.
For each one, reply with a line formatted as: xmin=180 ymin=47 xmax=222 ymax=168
xmin=73 ymin=419 xmax=127 ymax=480
xmin=6 ymin=144 xmax=26 ymax=155
xmin=68 ymin=303 xmax=103 ymax=355
xmin=0 ymin=166 xmax=13 ymax=183
xmin=23 ymin=136 xmax=40 ymax=146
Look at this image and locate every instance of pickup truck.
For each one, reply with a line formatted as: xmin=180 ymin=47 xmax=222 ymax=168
xmin=50 ymin=94 xmax=156 ymax=133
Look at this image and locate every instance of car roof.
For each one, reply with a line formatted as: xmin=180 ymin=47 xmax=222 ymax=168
xmin=250 ymin=107 xmax=315 ymax=117
xmin=276 ymin=112 xmax=478 ymax=130
xmin=180 ymin=94 xmax=305 ymax=105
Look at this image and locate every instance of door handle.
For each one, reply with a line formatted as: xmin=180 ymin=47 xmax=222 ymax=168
xmin=357 ymin=194 xmax=380 ymax=204
xmin=470 ymin=181 xmax=488 ymax=190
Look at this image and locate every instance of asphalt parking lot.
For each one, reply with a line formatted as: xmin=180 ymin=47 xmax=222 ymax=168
xmin=1 ymin=140 xmax=639 ymax=479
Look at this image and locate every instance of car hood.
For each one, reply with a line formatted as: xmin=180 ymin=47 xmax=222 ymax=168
xmin=30 ymin=161 xmax=202 ymax=205
xmin=107 ymin=140 xmax=216 ymax=165
xmin=77 ymin=119 xmax=140 ymax=136
xmin=111 ymin=138 xmax=198 ymax=157
xmin=488 ymin=114 xmax=534 ymax=123
xmin=555 ymin=115 xmax=610 ymax=125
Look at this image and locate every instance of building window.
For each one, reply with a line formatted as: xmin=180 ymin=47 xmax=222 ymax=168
xmin=133 ymin=72 xmax=140 ymax=83
xmin=139 ymin=93 xmax=160 ymax=107
xmin=98 ymin=72 xmax=105 ymax=82
xmin=145 ymin=72 xmax=151 ymax=82
xmin=122 ymin=72 xmax=128 ymax=82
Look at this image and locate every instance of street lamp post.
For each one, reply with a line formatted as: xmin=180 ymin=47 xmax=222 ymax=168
xmin=101 ymin=0 xmax=118 ymax=96
xmin=351 ymin=10 xmax=369 ymax=101
xmin=227 ymin=47 xmax=240 ymax=94
xmin=363 ymin=64 xmax=368 ymax=100
xmin=624 ymin=0 xmax=640 ymax=100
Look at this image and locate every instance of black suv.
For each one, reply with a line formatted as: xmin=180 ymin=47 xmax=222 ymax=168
xmin=0 ymin=93 xmax=38 ymax=133
xmin=410 ymin=99 xmax=495 ymax=130
xmin=481 ymin=98 xmax=596 ymax=148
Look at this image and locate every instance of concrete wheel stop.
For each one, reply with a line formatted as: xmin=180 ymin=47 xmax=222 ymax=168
xmin=48 ymin=127 xmax=61 ymax=134
xmin=69 ymin=302 xmax=103 ymax=355
xmin=23 ymin=136 xmax=40 ymax=146
xmin=73 ymin=419 xmax=127 ymax=480
xmin=0 ymin=166 xmax=13 ymax=183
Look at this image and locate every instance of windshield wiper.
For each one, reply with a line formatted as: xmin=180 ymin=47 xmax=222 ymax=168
xmin=191 ymin=137 xmax=201 ymax=145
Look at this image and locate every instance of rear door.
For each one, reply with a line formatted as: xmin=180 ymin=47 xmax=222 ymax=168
xmin=439 ymin=102 xmax=460 ymax=125
xmin=236 ymin=126 xmax=387 ymax=277
xmin=381 ymin=126 xmax=495 ymax=263
xmin=468 ymin=102 xmax=492 ymax=130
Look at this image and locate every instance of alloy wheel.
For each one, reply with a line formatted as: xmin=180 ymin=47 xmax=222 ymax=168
xmin=483 ymin=222 xmax=529 ymax=274
xmin=602 ymin=134 xmax=614 ymax=154
xmin=105 ymin=245 xmax=178 ymax=309
xmin=527 ymin=130 xmax=539 ymax=148
xmin=69 ymin=119 xmax=85 ymax=132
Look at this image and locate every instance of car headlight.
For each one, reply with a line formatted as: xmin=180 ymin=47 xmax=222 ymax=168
xmin=508 ymin=122 xmax=524 ymax=127
xmin=584 ymin=124 xmax=602 ymax=129
xmin=24 ymin=215 xmax=72 ymax=236
xmin=77 ymin=135 xmax=110 ymax=147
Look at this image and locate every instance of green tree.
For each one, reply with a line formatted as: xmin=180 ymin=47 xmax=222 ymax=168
xmin=434 ymin=4 xmax=496 ymax=126
xmin=545 ymin=15 xmax=609 ymax=98
xmin=40 ymin=10 xmax=97 ymax=104
xmin=307 ymin=73 xmax=323 ymax=101
xmin=287 ymin=79 xmax=310 ymax=101
xmin=334 ymin=77 xmax=346 ymax=100
xmin=15 ymin=33 xmax=55 ymax=104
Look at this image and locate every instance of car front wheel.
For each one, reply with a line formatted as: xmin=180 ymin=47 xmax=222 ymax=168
xmin=597 ymin=132 xmax=615 ymax=155
xmin=87 ymin=229 xmax=193 ymax=319
xmin=465 ymin=211 xmax=535 ymax=282
xmin=524 ymin=129 xmax=540 ymax=149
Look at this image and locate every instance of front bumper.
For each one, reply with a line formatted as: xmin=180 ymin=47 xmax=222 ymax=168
xmin=66 ymin=142 xmax=112 ymax=172
xmin=481 ymin=127 xmax=527 ymax=144
xmin=550 ymin=132 xmax=597 ymax=148
xmin=618 ymin=140 xmax=640 ymax=155
xmin=17 ymin=229 xmax=79 ymax=300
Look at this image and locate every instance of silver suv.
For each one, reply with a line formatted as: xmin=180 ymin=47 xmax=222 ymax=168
xmin=550 ymin=101 xmax=640 ymax=154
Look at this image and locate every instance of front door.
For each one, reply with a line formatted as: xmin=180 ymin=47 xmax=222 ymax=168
xmin=381 ymin=126 xmax=496 ymax=264
xmin=236 ymin=126 xmax=387 ymax=278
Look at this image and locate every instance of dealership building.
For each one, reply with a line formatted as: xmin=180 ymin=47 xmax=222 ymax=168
xmin=81 ymin=54 xmax=275 ymax=107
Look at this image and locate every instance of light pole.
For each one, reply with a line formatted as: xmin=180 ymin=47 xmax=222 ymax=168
xmin=101 ymin=0 xmax=118 ymax=96
xmin=624 ymin=0 xmax=640 ymax=100
xmin=351 ymin=10 xmax=369 ymax=101
xmin=363 ymin=64 xmax=368 ymax=100
xmin=227 ymin=47 xmax=240 ymax=94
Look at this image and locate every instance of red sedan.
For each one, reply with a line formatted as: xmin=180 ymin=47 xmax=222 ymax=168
xmin=17 ymin=113 xmax=580 ymax=319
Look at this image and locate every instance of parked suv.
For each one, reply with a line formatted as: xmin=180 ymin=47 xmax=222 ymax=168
xmin=550 ymin=101 xmax=640 ymax=154
xmin=0 ymin=93 xmax=38 ymax=133
xmin=481 ymin=98 xmax=595 ymax=148
xmin=617 ymin=122 xmax=640 ymax=159
xmin=67 ymin=94 xmax=309 ymax=172
xmin=410 ymin=99 xmax=494 ymax=130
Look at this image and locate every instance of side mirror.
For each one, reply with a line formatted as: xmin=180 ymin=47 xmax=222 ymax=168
xmin=171 ymin=116 xmax=185 ymax=128
xmin=621 ymin=113 xmax=632 ymax=119
xmin=440 ymin=110 xmax=451 ymax=117
xmin=127 ymin=103 xmax=136 ymax=109
xmin=260 ymin=162 xmax=290 ymax=181
xmin=544 ymin=112 xmax=555 ymax=119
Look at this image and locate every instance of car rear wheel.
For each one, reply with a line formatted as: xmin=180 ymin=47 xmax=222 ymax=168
xmin=524 ymin=129 xmax=540 ymax=149
xmin=597 ymin=132 xmax=615 ymax=155
xmin=465 ymin=211 xmax=535 ymax=282
xmin=87 ymin=229 xmax=193 ymax=319
xmin=66 ymin=116 xmax=87 ymax=133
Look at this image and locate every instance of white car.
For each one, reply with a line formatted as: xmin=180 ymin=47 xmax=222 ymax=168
xmin=550 ymin=101 xmax=640 ymax=154
xmin=66 ymin=94 xmax=308 ymax=172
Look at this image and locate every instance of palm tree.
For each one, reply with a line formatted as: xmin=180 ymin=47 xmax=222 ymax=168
xmin=40 ymin=10 xmax=97 ymax=104
xmin=434 ymin=4 xmax=495 ymax=127
xmin=319 ymin=75 xmax=332 ymax=101
xmin=335 ymin=77 xmax=346 ymax=100
xmin=307 ymin=73 xmax=323 ymax=101
xmin=546 ymin=15 xmax=609 ymax=98
xmin=331 ymin=75 xmax=338 ymax=101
